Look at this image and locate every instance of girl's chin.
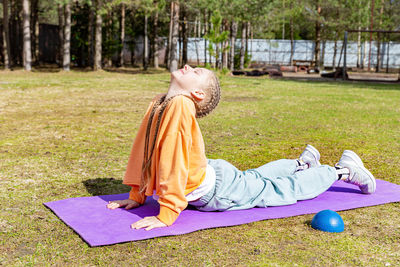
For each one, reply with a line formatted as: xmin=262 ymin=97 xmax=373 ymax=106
xmin=170 ymin=71 xmax=183 ymax=83
xmin=171 ymin=71 xmax=178 ymax=79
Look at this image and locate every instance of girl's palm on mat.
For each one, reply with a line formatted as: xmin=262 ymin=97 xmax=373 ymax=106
xmin=131 ymin=216 xmax=167 ymax=231
xmin=107 ymin=199 xmax=140 ymax=210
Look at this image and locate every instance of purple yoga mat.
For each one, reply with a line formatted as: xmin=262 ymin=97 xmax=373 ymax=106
xmin=44 ymin=179 xmax=400 ymax=247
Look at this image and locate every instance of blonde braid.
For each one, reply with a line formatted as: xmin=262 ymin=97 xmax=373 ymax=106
xmin=142 ymin=95 xmax=166 ymax=168
xmin=140 ymin=95 xmax=178 ymax=193
xmin=140 ymin=95 xmax=165 ymax=192
xmin=194 ymin=72 xmax=221 ymax=118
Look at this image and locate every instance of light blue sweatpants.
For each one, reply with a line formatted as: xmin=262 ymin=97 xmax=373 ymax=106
xmin=192 ymin=159 xmax=337 ymax=211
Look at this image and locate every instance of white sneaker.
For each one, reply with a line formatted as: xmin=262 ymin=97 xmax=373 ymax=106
xmin=336 ymin=150 xmax=376 ymax=194
xmin=299 ymin=144 xmax=321 ymax=168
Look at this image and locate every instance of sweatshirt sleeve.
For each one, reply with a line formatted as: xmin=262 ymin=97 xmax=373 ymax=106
xmin=128 ymin=185 xmax=146 ymax=204
xmin=155 ymin=96 xmax=195 ymax=226
xmin=157 ymin=132 xmax=191 ymax=225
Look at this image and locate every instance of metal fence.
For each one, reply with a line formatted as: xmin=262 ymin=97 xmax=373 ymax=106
xmin=182 ymin=38 xmax=400 ymax=68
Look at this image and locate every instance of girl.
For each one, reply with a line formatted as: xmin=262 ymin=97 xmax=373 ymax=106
xmin=107 ymin=65 xmax=376 ymax=231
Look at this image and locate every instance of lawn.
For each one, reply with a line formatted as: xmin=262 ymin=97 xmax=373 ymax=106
xmin=1 ymin=69 xmax=399 ymax=266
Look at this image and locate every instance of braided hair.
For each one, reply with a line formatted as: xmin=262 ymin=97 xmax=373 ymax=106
xmin=139 ymin=70 xmax=221 ymax=193
xmin=194 ymin=71 xmax=221 ymax=118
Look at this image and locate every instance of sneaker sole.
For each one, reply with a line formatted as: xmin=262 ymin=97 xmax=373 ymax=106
xmin=353 ymin=164 xmax=376 ymax=194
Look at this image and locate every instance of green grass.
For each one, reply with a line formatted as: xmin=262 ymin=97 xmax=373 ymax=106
xmin=1 ymin=69 xmax=400 ymax=266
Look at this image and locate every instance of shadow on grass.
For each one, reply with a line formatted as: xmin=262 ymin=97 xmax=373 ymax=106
xmin=83 ymin=178 xmax=130 ymax=196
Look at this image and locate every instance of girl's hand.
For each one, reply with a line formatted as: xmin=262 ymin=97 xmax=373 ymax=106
xmin=131 ymin=216 xmax=167 ymax=231
xmin=107 ymin=199 xmax=140 ymax=210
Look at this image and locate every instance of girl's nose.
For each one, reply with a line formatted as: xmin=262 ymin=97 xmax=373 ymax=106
xmin=184 ymin=65 xmax=192 ymax=72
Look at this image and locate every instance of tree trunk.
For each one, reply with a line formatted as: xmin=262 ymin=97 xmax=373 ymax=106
xmin=289 ymin=8 xmax=294 ymax=65
xmin=106 ymin=9 xmax=112 ymax=67
xmin=10 ymin=1 xmax=22 ymax=66
xmin=22 ymin=0 xmax=32 ymax=71
xmin=368 ymin=0 xmax=374 ymax=71
xmin=119 ymin=3 xmax=125 ymax=67
xmin=58 ymin=3 xmax=64 ymax=67
xmin=194 ymin=18 xmax=200 ymax=66
xmin=250 ymin=23 xmax=253 ymax=62
xmin=2 ymin=0 xmax=11 ymax=69
xmin=239 ymin=22 xmax=246 ymax=70
xmin=182 ymin=7 xmax=188 ymax=66
xmin=357 ymin=26 xmax=361 ymax=68
xmin=94 ymin=0 xmax=102 ymax=70
xmin=245 ymin=22 xmax=249 ymax=58
xmin=222 ymin=19 xmax=228 ymax=69
xmin=314 ymin=2 xmax=321 ymax=70
xmin=376 ymin=0 xmax=384 ymax=72
xmin=356 ymin=2 xmax=361 ymax=68
xmin=198 ymin=16 xmax=201 ymax=38
xmin=88 ymin=5 xmax=94 ymax=68
xmin=153 ymin=7 xmax=159 ymax=68
xmin=203 ymin=11 xmax=207 ymax=66
xmin=386 ymin=0 xmax=392 ymax=73
xmin=215 ymin=40 xmax=219 ymax=69
xmin=143 ymin=15 xmax=149 ymax=70
xmin=385 ymin=39 xmax=390 ymax=73
xmin=222 ymin=40 xmax=228 ymax=69
xmin=30 ymin=0 xmax=39 ymax=65
xmin=165 ymin=2 xmax=173 ymax=69
xmin=178 ymin=21 xmax=182 ymax=67
xmin=362 ymin=39 xmax=367 ymax=69
xmin=320 ymin=40 xmax=326 ymax=69
xmin=314 ymin=1 xmax=322 ymax=68
xmin=169 ymin=1 xmax=179 ymax=72
xmin=376 ymin=33 xmax=381 ymax=72
xmin=229 ymin=20 xmax=237 ymax=71
xmin=207 ymin=11 xmax=211 ymax=66
xmin=333 ymin=39 xmax=337 ymax=70
xmin=338 ymin=38 xmax=344 ymax=67
xmin=130 ymin=26 xmax=135 ymax=67
xmin=63 ymin=2 xmax=71 ymax=71
xmin=34 ymin=11 xmax=39 ymax=64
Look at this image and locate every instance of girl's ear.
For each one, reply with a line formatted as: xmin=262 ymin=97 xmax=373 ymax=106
xmin=191 ymin=89 xmax=205 ymax=101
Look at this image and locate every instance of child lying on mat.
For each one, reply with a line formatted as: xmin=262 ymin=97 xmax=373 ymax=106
xmin=107 ymin=65 xmax=376 ymax=230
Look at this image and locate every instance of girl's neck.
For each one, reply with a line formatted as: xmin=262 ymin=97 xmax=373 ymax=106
xmin=166 ymin=90 xmax=190 ymax=100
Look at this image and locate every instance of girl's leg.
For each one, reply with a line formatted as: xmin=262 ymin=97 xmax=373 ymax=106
xmin=197 ymin=159 xmax=337 ymax=211
xmin=243 ymin=159 xmax=298 ymax=179
xmin=254 ymin=165 xmax=337 ymax=207
xmin=242 ymin=145 xmax=321 ymax=179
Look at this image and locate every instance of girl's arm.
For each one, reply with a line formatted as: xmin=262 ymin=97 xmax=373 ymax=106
xmin=128 ymin=130 xmax=191 ymax=230
xmin=131 ymin=96 xmax=196 ymax=229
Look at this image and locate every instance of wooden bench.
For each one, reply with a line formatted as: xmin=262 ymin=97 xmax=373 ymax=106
xmin=292 ymin=60 xmax=316 ymax=71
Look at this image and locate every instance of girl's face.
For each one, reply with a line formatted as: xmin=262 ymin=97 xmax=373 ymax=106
xmin=169 ymin=65 xmax=211 ymax=93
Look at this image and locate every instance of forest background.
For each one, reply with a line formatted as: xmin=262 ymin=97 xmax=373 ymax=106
xmin=1 ymin=0 xmax=400 ymax=72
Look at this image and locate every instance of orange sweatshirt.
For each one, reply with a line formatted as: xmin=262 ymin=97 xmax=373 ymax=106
xmin=123 ymin=94 xmax=208 ymax=226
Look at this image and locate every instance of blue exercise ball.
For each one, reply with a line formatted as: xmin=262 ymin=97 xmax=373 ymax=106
xmin=311 ymin=210 xmax=344 ymax=233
